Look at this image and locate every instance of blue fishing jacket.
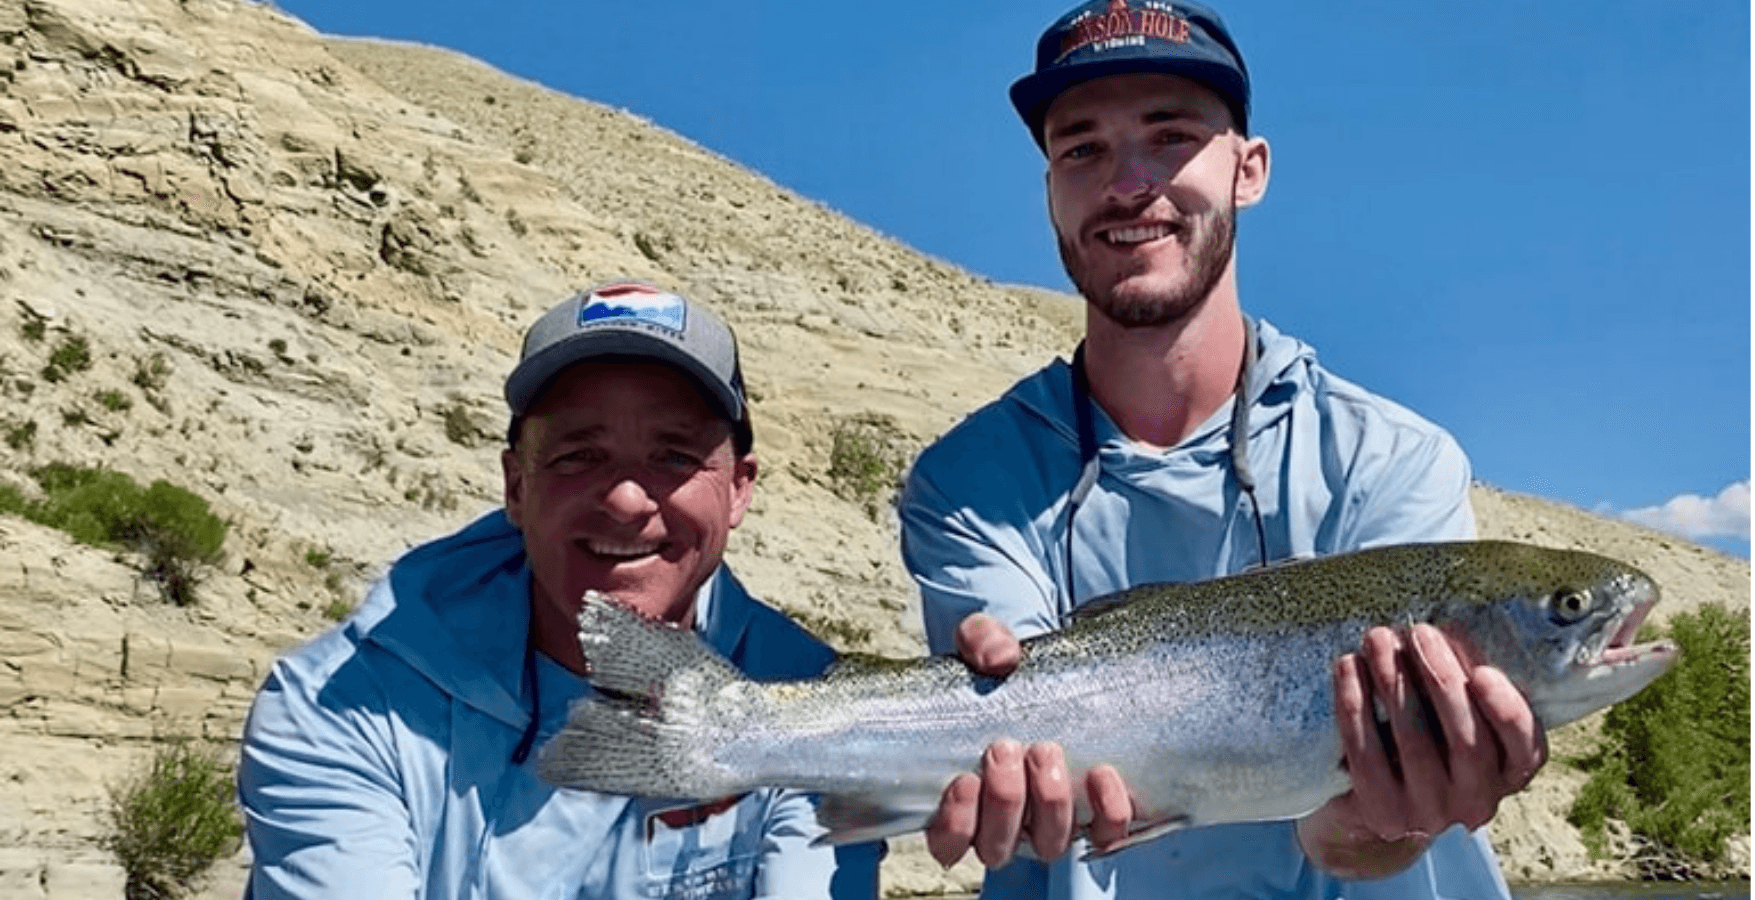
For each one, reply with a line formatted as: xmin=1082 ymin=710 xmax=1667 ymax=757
xmin=899 ymin=319 xmax=1511 ymax=900
xmin=238 ymin=510 xmax=881 ymax=900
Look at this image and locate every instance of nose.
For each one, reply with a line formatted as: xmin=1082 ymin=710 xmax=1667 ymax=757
xmin=1105 ymin=145 xmax=1160 ymax=204
xmin=598 ymin=475 xmax=659 ymax=523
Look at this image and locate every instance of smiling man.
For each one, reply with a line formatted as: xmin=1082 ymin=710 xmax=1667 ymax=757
xmin=239 ymin=281 xmax=880 ymax=900
xmin=900 ymin=1 xmax=1541 ymax=898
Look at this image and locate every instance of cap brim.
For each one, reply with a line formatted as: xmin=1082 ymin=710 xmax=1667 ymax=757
xmin=504 ymin=330 xmax=744 ymax=425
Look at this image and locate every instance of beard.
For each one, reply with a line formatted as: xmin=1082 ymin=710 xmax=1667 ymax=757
xmin=1057 ymin=196 xmax=1237 ymax=329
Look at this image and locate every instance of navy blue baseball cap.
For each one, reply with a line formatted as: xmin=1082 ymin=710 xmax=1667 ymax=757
xmin=1010 ymin=0 xmax=1251 ymax=148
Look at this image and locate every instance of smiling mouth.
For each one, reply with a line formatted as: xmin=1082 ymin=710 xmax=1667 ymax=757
xmin=583 ymin=539 xmax=661 ymax=561
xmin=1097 ymin=222 xmax=1178 ymax=247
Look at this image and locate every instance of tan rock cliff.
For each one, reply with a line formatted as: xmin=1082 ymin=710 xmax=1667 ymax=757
xmin=0 ymin=0 xmax=1743 ymax=896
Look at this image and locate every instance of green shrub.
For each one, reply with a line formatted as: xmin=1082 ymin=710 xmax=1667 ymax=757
xmin=322 ymin=597 xmax=352 ymax=621
xmin=105 ymin=741 xmax=242 ymax=900
xmin=1569 ymin=603 xmax=1750 ymax=863
xmin=5 ymin=419 xmax=35 ymax=451
xmin=0 ymin=482 xmax=25 ymax=516
xmin=826 ymin=415 xmax=910 ymax=520
xmin=133 ymin=353 xmax=171 ymax=392
xmin=15 ymin=464 xmax=227 ymax=605
xmin=304 ymin=548 xmax=332 ymax=568
xmin=20 ymin=316 xmax=45 ymax=343
xmin=97 ymin=389 xmax=133 ymax=412
xmin=42 ymin=335 xmax=92 ymax=382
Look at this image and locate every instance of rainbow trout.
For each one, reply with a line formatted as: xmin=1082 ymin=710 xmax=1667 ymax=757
xmin=535 ymin=541 xmax=1677 ymax=849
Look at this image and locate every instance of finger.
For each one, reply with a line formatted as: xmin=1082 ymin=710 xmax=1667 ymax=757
xmin=1084 ymin=764 xmax=1133 ymax=851
xmin=1332 ymin=647 xmax=1406 ymax=841
xmin=974 ymin=741 xmax=1027 ymax=868
xmin=926 ymin=773 xmax=980 ymax=868
xmin=1373 ymin=627 xmax=1448 ymax=838
xmin=1469 ymin=663 xmax=1546 ymax=796
xmin=955 ymin=614 xmax=1023 ymax=677
xmin=1408 ymin=624 xmax=1497 ymax=830
xmin=1023 ymin=743 xmax=1075 ymax=860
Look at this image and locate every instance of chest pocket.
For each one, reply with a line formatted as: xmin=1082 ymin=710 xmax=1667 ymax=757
xmin=636 ymin=795 xmax=765 ymax=900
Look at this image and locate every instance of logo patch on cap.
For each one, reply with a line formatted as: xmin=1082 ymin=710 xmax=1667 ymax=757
xmin=1057 ymin=0 xmax=1191 ymax=63
xmin=579 ymin=284 xmax=687 ymax=334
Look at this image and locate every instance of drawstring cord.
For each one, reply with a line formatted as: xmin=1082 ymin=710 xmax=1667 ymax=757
xmin=1064 ymin=315 xmax=1268 ymax=608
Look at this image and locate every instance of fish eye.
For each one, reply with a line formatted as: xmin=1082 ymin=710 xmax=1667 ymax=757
xmin=1551 ymin=588 xmax=1591 ymax=623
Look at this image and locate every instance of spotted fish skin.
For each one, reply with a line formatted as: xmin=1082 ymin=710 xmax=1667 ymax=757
xmin=536 ymin=541 xmax=1679 ymax=848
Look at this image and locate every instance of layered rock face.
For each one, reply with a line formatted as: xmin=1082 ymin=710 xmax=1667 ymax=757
xmin=0 ymin=0 xmax=1743 ymax=896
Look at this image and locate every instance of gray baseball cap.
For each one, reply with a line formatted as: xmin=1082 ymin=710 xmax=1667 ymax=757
xmin=504 ymin=280 xmax=750 ymax=448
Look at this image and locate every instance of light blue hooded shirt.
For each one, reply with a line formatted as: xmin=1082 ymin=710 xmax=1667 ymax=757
xmin=239 ymin=510 xmax=881 ymax=900
xmin=899 ymin=319 xmax=1511 ymax=900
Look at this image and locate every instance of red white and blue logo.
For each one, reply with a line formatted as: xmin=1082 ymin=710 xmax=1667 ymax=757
xmin=578 ymin=283 xmax=686 ymax=334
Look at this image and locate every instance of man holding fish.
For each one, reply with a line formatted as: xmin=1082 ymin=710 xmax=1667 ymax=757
xmin=901 ymin=0 xmax=1549 ymax=896
xmin=237 ymin=281 xmax=882 ymax=899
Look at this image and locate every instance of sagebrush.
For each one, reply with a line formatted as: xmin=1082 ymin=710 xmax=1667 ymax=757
xmin=0 ymin=463 xmax=227 ymax=604
xmin=826 ymin=415 xmax=911 ymax=520
xmin=106 ymin=742 xmax=243 ymax=900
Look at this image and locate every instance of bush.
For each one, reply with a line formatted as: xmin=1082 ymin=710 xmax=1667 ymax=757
xmin=1569 ymin=603 xmax=1750 ymax=863
xmin=826 ymin=415 xmax=910 ymax=520
xmin=7 ymin=464 xmax=227 ymax=605
xmin=42 ymin=334 xmax=92 ymax=382
xmin=4 ymin=419 xmax=35 ymax=451
xmin=97 ymin=389 xmax=134 ymax=412
xmin=106 ymin=742 xmax=242 ymax=900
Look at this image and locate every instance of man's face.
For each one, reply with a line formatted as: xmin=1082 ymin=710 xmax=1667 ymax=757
xmin=1043 ymin=72 xmax=1264 ymax=327
xmin=502 ymin=361 xmax=755 ymax=626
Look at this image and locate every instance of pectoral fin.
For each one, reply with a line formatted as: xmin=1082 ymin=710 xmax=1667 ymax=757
xmin=1077 ymin=814 xmax=1191 ymax=860
xmin=811 ymin=792 xmax=938 ymax=846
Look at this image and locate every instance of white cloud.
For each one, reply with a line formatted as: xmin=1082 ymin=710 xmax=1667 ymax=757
xmin=1619 ymin=480 xmax=1751 ymax=541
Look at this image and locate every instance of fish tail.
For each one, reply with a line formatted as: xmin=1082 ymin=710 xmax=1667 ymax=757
xmin=535 ymin=591 xmax=749 ymax=800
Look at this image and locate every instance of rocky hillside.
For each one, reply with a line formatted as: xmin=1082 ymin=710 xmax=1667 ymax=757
xmin=0 ymin=0 xmax=1743 ymax=896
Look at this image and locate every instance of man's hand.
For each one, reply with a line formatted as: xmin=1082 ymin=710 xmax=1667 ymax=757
xmin=924 ymin=615 xmax=1134 ymax=868
xmin=1299 ymin=623 xmax=1547 ymax=878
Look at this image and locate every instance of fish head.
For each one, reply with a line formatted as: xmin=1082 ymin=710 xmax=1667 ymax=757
xmin=1446 ymin=543 xmax=1679 ymax=729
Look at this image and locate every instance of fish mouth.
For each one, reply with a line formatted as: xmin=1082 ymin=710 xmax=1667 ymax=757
xmin=1572 ymin=576 xmax=1679 ymax=707
xmin=1593 ymin=577 xmax=1675 ymax=667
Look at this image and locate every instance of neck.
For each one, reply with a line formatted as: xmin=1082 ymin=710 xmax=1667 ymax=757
xmin=530 ymin=590 xmax=589 ymax=675
xmin=1082 ymin=281 xmax=1247 ymax=450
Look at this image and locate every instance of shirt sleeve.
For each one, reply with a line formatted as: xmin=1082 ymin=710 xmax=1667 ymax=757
xmin=1344 ymin=417 xmax=1478 ymax=547
xmin=899 ymin=459 xmax=1061 ymax=653
xmin=237 ymin=654 xmax=423 ymax=900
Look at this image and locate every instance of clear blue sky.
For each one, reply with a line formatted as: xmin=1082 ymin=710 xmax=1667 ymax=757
xmin=274 ymin=0 xmax=1751 ymax=556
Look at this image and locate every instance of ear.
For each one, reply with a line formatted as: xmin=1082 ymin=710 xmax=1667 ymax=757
xmin=501 ymin=448 xmax=527 ymax=528
xmin=727 ymin=452 xmax=758 ymax=529
xmin=1234 ymin=135 xmax=1271 ymax=208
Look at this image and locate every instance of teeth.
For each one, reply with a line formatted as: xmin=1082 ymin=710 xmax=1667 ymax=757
xmin=587 ymin=540 xmax=659 ymax=559
xmin=1103 ymin=224 xmax=1173 ymax=244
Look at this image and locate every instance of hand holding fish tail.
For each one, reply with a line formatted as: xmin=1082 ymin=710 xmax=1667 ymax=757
xmin=1304 ymin=624 xmax=1549 ymax=878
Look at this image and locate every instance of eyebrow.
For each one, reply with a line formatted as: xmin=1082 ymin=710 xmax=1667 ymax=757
xmin=1045 ymin=106 xmax=1200 ymax=144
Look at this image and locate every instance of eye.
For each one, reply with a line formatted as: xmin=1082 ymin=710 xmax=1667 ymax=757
xmin=1550 ymin=588 xmax=1591 ymax=623
xmin=1058 ymin=141 xmax=1100 ymax=162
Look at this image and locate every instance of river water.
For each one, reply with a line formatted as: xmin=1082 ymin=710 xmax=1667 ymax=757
xmin=1511 ymin=884 xmax=1748 ymax=900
